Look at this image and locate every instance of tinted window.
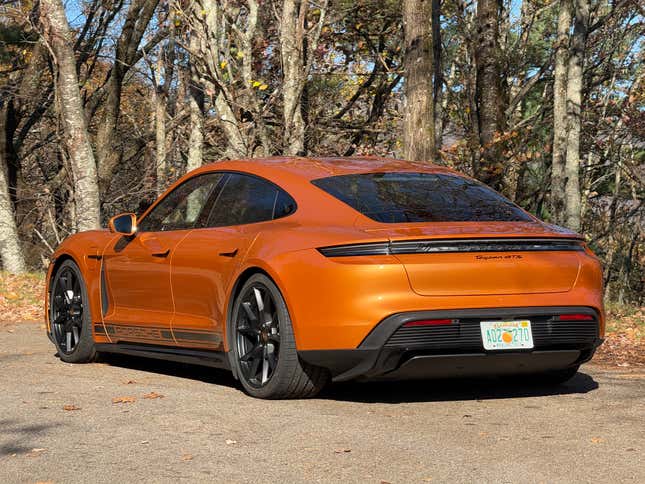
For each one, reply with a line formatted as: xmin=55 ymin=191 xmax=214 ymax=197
xmin=205 ymin=173 xmax=296 ymax=227
xmin=138 ymin=173 xmax=223 ymax=232
xmin=311 ymin=172 xmax=532 ymax=223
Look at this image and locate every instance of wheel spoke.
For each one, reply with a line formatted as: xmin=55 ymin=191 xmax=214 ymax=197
xmin=249 ymin=352 xmax=262 ymax=379
xmin=66 ymin=331 xmax=72 ymax=350
xmin=253 ymin=287 xmax=264 ymax=314
xmin=72 ymin=326 xmax=80 ymax=345
xmin=261 ymin=346 xmax=269 ymax=384
xmin=238 ymin=324 xmax=259 ymax=337
xmin=242 ymin=302 xmax=257 ymax=322
xmin=240 ymin=344 xmax=262 ymax=362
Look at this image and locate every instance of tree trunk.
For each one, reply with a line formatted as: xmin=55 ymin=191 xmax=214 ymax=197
xmin=186 ymin=34 xmax=204 ymax=173
xmin=402 ymin=0 xmax=435 ymax=162
xmin=551 ymin=0 xmax=571 ymax=224
xmin=280 ymin=0 xmax=327 ymax=156
xmin=564 ymin=0 xmax=589 ymax=231
xmin=0 ymin=103 xmax=26 ymax=273
xmin=40 ymin=0 xmax=101 ymax=232
xmin=474 ymin=0 xmax=503 ymax=188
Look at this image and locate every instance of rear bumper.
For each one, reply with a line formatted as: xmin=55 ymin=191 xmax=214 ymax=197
xmin=299 ymin=306 xmax=603 ymax=382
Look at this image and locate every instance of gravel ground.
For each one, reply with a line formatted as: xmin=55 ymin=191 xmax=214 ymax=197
xmin=1 ymin=323 xmax=643 ymax=484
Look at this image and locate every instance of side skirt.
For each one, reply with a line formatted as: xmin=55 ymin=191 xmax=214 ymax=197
xmin=95 ymin=343 xmax=231 ymax=370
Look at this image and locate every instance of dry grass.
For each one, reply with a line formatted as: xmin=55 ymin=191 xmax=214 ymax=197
xmin=1 ymin=272 xmax=642 ymax=367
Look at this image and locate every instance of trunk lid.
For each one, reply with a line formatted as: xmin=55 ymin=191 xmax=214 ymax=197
xmin=362 ymin=222 xmax=583 ymax=296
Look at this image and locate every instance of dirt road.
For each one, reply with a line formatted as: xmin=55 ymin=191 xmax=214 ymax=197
xmin=1 ymin=323 xmax=643 ymax=483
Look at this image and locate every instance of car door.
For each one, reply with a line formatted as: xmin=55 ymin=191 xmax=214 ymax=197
xmin=170 ymin=172 xmax=297 ymax=350
xmin=101 ymin=173 xmax=224 ymax=346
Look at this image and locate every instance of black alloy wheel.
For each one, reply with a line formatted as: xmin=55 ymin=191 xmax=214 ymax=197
xmin=235 ymin=283 xmax=280 ymax=387
xmin=231 ymin=274 xmax=328 ymax=399
xmin=50 ymin=260 xmax=97 ymax=363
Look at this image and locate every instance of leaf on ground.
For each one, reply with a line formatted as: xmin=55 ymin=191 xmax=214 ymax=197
xmin=181 ymin=453 xmax=193 ymax=461
xmin=63 ymin=404 xmax=81 ymax=411
xmin=27 ymin=448 xmax=47 ymax=457
xmin=112 ymin=396 xmax=136 ymax=404
xmin=143 ymin=392 xmax=164 ymax=399
xmin=225 ymin=439 xmax=237 ymax=445
xmin=591 ymin=437 xmax=604 ymax=444
xmin=124 ymin=380 xmax=137 ymax=385
xmin=334 ymin=448 xmax=351 ymax=454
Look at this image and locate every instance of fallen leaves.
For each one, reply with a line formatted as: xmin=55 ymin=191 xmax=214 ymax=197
xmin=0 ymin=272 xmax=44 ymax=324
xmin=181 ymin=453 xmax=193 ymax=461
xmin=590 ymin=437 xmax=604 ymax=444
xmin=143 ymin=392 xmax=164 ymax=399
xmin=27 ymin=448 xmax=47 ymax=457
xmin=334 ymin=448 xmax=351 ymax=454
xmin=112 ymin=396 xmax=136 ymax=404
xmin=62 ymin=404 xmax=81 ymax=411
xmin=225 ymin=439 xmax=237 ymax=445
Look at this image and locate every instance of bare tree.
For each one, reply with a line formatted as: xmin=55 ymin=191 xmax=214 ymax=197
xmin=280 ymin=0 xmax=328 ymax=155
xmin=474 ymin=0 xmax=503 ymax=188
xmin=551 ymin=0 xmax=571 ymax=223
xmin=94 ymin=0 xmax=160 ymax=197
xmin=402 ymin=0 xmax=435 ymax=162
xmin=564 ymin=0 xmax=590 ymax=231
xmin=39 ymin=0 xmax=101 ymax=232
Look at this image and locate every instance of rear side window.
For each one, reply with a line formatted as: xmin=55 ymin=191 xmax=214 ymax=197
xmin=205 ymin=173 xmax=296 ymax=227
xmin=311 ymin=172 xmax=532 ymax=223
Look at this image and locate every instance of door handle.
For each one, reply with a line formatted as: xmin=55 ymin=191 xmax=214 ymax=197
xmin=219 ymin=249 xmax=238 ymax=258
xmin=151 ymin=249 xmax=170 ymax=258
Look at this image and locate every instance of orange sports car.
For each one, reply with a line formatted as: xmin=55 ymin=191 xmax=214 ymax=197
xmin=45 ymin=157 xmax=604 ymax=399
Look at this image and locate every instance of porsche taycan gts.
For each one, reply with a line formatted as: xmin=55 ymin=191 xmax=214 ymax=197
xmin=46 ymin=157 xmax=604 ymax=398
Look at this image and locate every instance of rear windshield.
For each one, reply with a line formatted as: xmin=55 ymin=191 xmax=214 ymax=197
xmin=311 ymin=172 xmax=532 ymax=223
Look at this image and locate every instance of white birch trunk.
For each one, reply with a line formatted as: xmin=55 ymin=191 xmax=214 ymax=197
xmin=0 ymin=106 xmax=26 ymax=273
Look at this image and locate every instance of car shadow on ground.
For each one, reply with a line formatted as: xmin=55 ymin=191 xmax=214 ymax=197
xmin=322 ymin=372 xmax=599 ymax=403
xmin=99 ymin=353 xmax=599 ymax=403
xmin=99 ymin=353 xmax=239 ymax=388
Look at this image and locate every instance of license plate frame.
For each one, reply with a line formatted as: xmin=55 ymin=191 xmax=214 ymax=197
xmin=480 ymin=320 xmax=534 ymax=350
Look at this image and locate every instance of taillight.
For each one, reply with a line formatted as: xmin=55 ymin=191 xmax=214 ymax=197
xmin=317 ymin=242 xmax=389 ymax=257
xmin=555 ymin=314 xmax=594 ymax=321
xmin=403 ymin=319 xmax=458 ymax=327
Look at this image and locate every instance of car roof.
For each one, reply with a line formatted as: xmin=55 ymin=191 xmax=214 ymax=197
xmin=200 ymin=156 xmax=454 ymax=181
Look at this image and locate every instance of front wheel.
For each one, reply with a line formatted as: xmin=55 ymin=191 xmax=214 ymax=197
xmin=49 ymin=260 xmax=97 ymax=363
xmin=230 ymin=274 xmax=328 ymax=399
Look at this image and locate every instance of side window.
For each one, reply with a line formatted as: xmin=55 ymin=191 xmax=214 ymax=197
xmin=205 ymin=173 xmax=296 ymax=227
xmin=138 ymin=173 xmax=223 ymax=232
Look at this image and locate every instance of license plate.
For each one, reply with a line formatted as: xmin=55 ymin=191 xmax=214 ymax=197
xmin=480 ymin=320 xmax=534 ymax=350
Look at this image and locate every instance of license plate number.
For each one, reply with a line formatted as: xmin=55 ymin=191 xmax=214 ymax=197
xmin=480 ymin=320 xmax=534 ymax=350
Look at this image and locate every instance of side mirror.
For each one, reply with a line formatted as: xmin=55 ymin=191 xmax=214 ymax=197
xmin=108 ymin=213 xmax=137 ymax=236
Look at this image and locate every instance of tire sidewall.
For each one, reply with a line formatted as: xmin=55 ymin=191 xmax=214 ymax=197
xmin=229 ymin=274 xmax=295 ymax=399
xmin=50 ymin=260 xmax=95 ymax=363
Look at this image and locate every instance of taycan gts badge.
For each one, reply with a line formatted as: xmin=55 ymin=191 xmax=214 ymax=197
xmin=475 ymin=254 xmax=523 ymax=261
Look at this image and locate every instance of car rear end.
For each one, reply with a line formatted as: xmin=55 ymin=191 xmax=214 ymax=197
xmin=280 ymin=169 xmax=604 ymax=381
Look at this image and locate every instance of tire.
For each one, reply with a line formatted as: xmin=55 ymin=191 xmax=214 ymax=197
xmin=229 ymin=273 xmax=329 ymax=399
xmin=533 ymin=365 xmax=579 ymax=385
xmin=49 ymin=259 xmax=98 ymax=363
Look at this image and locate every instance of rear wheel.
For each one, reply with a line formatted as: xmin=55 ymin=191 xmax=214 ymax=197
xmin=230 ymin=274 xmax=328 ymax=399
xmin=50 ymin=260 xmax=97 ymax=363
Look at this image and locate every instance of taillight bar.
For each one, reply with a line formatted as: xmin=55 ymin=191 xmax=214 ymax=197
xmin=403 ymin=319 xmax=458 ymax=327
xmin=318 ymin=238 xmax=585 ymax=257
xmin=554 ymin=314 xmax=595 ymax=321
